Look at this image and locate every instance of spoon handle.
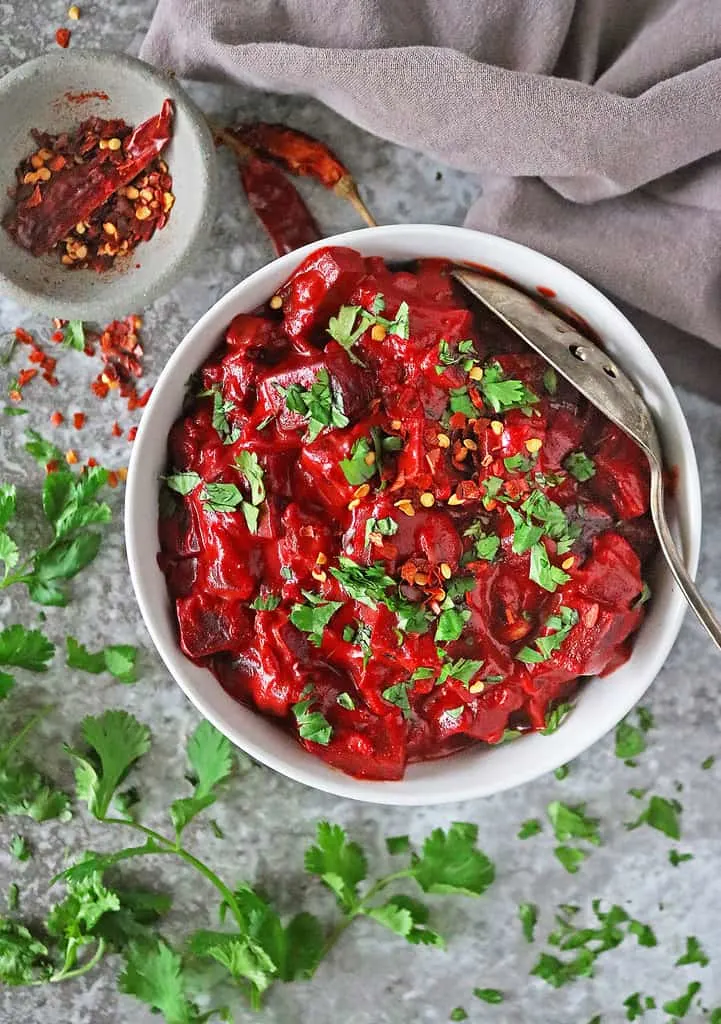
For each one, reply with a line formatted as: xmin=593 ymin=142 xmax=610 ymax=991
xmin=649 ymin=462 xmax=721 ymax=648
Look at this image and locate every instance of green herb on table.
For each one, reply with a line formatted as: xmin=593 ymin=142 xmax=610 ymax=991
xmin=277 ymin=368 xmax=350 ymax=442
xmin=662 ymin=981 xmax=702 ymax=1017
xmin=290 ymin=591 xmax=343 ymax=647
xmin=449 ymin=1008 xmax=468 ymax=1022
xmin=473 ymin=987 xmax=504 ymax=1004
xmin=548 ymin=802 xmax=601 ymax=845
xmin=0 ymin=702 xmax=71 ymax=822
xmin=675 ymin=935 xmax=709 ymax=967
xmin=518 ymin=818 xmax=542 ymax=840
xmin=9 ymin=834 xmax=31 ymax=861
xmin=519 ymin=902 xmax=538 ymax=942
xmin=66 ymin=638 xmax=138 ymax=684
xmin=7 ymin=882 xmax=19 ymax=911
xmin=4 ymin=406 xmax=28 ymax=416
xmin=622 ymin=993 xmax=646 ymax=1020
xmin=669 ymin=849 xmax=693 ymax=867
xmin=554 ymin=764 xmax=570 ymax=780
xmin=625 ymin=794 xmax=682 ymax=840
xmin=61 ymin=320 xmax=86 ymax=351
xmin=702 ymin=755 xmax=715 ymax=770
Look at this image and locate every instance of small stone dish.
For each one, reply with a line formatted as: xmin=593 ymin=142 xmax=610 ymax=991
xmin=0 ymin=50 xmax=218 ymax=320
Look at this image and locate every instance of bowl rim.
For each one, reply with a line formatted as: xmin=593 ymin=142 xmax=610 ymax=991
xmin=125 ymin=224 xmax=701 ymax=805
xmin=0 ymin=49 xmax=218 ymax=320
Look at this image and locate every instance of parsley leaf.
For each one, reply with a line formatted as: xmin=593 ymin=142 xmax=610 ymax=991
xmin=251 ymin=590 xmax=281 ymax=611
xmin=411 ymin=822 xmax=495 ymax=897
xmin=474 ymin=988 xmax=504 ymax=1004
xmin=519 ymin=902 xmax=539 ymax=942
xmin=119 ymin=938 xmax=204 ymax=1023
xmin=615 ymin=720 xmax=646 ymax=760
xmin=548 ymin=802 xmax=601 ymax=846
xmin=564 ymin=451 xmax=596 ymax=482
xmin=277 ymin=368 xmax=349 ymax=442
xmin=290 ymin=591 xmax=342 ymax=646
xmin=65 ymin=710 xmax=151 ymax=820
xmin=9 ymin=834 xmax=31 ymax=861
xmin=340 ymin=435 xmax=377 ymax=485
xmin=327 ymin=305 xmax=370 ymax=364
xmin=0 ymin=918 xmax=51 ymax=984
xmin=662 ymin=981 xmax=701 ymax=1017
xmin=529 ymin=542 xmax=571 ymax=593
xmin=292 ymin=688 xmax=333 ymax=746
xmin=305 ymin=821 xmax=368 ymax=912
xmin=164 ymin=472 xmax=202 ymax=496
xmin=481 ymin=363 xmax=538 ymax=414
xmin=62 ymin=320 xmax=86 ymax=351
xmin=66 ymin=637 xmax=138 ymax=684
xmin=235 ymin=450 xmax=265 ymax=505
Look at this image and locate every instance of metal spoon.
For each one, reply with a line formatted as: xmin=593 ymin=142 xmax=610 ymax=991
xmin=452 ymin=267 xmax=721 ymax=649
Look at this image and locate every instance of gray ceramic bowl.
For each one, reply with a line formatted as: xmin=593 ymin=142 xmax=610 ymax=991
xmin=0 ymin=50 xmax=217 ymax=319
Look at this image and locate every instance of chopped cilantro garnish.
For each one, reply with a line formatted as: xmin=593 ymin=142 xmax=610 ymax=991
xmin=277 ymin=368 xmax=349 ymax=442
xmin=327 ymin=305 xmax=370 ymax=364
xmin=508 ymin=506 xmax=544 ymax=555
xmin=61 ymin=319 xmax=85 ymax=351
xmin=164 ymin=471 xmax=202 ymax=496
xmin=342 ymin=620 xmax=373 ymax=665
xmin=517 ymin=607 xmax=578 ymax=664
xmin=662 ymin=981 xmax=701 ymax=1018
xmin=547 ymin=801 xmax=601 ymax=845
xmin=554 ymin=764 xmax=570 ymax=780
xmin=473 ymin=988 xmax=504 ymax=1004
xmin=381 ymin=681 xmax=414 ymax=719
xmin=290 ymin=591 xmax=343 ymax=647
xmin=364 ymin=515 xmax=398 ymax=549
xmin=564 ymin=450 xmax=596 ymax=482
xmin=702 ymin=755 xmax=715 ymax=770
xmin=615 ymin=719 xmax=646 ymax=760
xmin=291 ymin=687 xmax=333 ymax=745
xmin=481 ymin=362 xmax=538 ymax=414
xmin=411 ymin=666 xmax=436 ymax=682
xmin=9 ymin=834 xmax=31 ymax=861
xmin=251 ymin=589 xmax=281 ymax=611
xmin=449 ymin=1009 xmax=468 ymax=1022
xmin=555 ymin=846 xmax=587 ymax=873
xmin=543 ymin=368 xmax=558 ymax=394
xmin=669 ymin=849 xmax=693 ymax=867
xmin=435 ymin=607 xmax=470 ymax=643
xmin=437 ymin=658 xmax=484 ymax=687
xmin=235 ymin=450 xmax=265 ymax=505
xmin=504 ymin=452 xmax=532 ymax=473
xmin=463 ymin=521 xmax=501 ymax=561
xmin=529 ymin=542 xmax=571 ymax=592
xmin=448 ymin=386 xmax=477 ymax=418
xmin=199 ymin=384 xmax=240 ymax=445
xmin=336 ymin=692 xmax=356 ymax=711
xmin=436 ymin=338 xmax=478 ymax=374
xmin=340 ymin=435 xmax=377 ymax=486
xmin=675 ymin=935 xmax=709 ymax=967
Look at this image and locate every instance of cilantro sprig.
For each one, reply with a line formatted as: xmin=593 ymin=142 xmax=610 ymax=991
xmin=480 ymin=362 xmax=538 ymax=414
xmin=277 ymin=368 xmax=349 ymax=442
xmin=516 ymin=607 xmax=578 ymax=665
xmin=327 ymin=295 xmax=410 ymax=363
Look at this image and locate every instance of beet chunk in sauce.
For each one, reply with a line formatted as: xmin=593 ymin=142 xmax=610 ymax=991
xmin=158 ymin=246 xmax=656 ymax=782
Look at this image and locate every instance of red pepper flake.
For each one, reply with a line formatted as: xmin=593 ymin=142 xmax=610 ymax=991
xmin=92 ymin=377 xmax=110 ymax=399
xmin=51 ymin=330 xmax=65 ymax=343
xmin=86 ymin=456 xmax=98 ymax=467
xmin=65 ymin=449 xmax=78 ymax=465
xmin=17 ymin=368 xmax=37 ymax=387
xmin=8 ymin=390 xmax=22 ymax=403
xmin=44 ymin=374 xmax=60 ymax=387
xmin=111 ymin=421 xmax=122 ymax=437
xmin=28 ymin=348 xmax=44 ymax=364
xmin=55 ymin=27 xmax=71 ymax=48
xmin=107 ymin=470 xmax=119 ymax=488
xmin=449 ymin=411 xmax=467 ymax=431
xmin=45 ymin=460 xmax=59 ymax=474
xmin=137 ymin=386 xmax=153 ymax=407
xmin=127 ymin=426 xmax=138 ymax=442
xmin=50 ymin=411 xmax=64 ymax=427
xmin=14 ymin=328 xmax=35 ymax=346
xmin=73 ymin=411 xmax=86 ymax=429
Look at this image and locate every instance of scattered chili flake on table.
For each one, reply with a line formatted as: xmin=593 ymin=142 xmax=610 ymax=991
xmin=73 ymin=411 xmax=86 ymax=429
xmin=50 ymin=411 xmax=64 ymax=427
xmin=55 ymin=28 xmax=71 ymax=48
xmin=3 ymin=101 xmax=174 ymax=271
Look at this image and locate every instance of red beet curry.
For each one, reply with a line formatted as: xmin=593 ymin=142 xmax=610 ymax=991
xmin=159 ymin=246 xmax=656 ymax=781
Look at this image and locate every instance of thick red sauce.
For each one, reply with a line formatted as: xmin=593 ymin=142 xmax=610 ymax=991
xmin=159 ymin=247 xmax=656 ymax=781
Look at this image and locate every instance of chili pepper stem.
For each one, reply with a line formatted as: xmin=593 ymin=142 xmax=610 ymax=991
xmin=211 ymin=124 xmax=253 ymax=165
xmin=334 ymin=175 xmax=377 ymax=227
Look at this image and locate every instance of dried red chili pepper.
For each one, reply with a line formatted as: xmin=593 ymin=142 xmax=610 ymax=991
xmin=55 ymin=28 xmax=71 ymax=48
xmin=215 ymin=127 xmax=321 ymax=256
xmin=234 ymin=122 xmax=376 ymax=227
xmin=6 ymin=100 xmax=173 ymax=256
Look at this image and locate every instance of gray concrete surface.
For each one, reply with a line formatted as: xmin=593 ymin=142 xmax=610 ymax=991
xmin=0 ymin=4 xmax=720 ymax=1023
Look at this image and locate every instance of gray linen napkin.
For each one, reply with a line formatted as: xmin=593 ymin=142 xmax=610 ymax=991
xmin=141 ymin=0 xmax=721 ymax=388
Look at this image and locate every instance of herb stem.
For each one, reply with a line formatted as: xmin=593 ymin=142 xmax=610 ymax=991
xmin=50 ymin=938 xmax=106 ymax=983
xmin=0 ymin=704 xmax=54 ymax=765
xmin=318 ymin=869 xmax=412 ymax=964
xmin=101 ymin=817 xmax=246 ymax=932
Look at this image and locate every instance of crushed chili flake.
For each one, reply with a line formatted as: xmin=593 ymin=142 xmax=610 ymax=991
xmin=127 ymin=426 xmax=138 ymax=442
xmin=17 ymin=368 xmax=37 ymax=388
xmin=50 ymin=411 xmax=64 ymax=427
xmin=55 ymin=28 xmax=71 ymax=48
xmin=73 ymin=411 xmax=86 ymax=429
xmin=111 ymin=421 xmax=122 ymax=437
xmin=45 ymin=460 xmax=59 ymax=474
xmin=86 ymin=456 xmax=98 ymax=467
xmin=65 ymin=449 xmax=78 ymax=464
xmin=107 ymin=470 xmax=119 ymax=488
xmin=4 ymin=106 xmax=174 ymax=272
xmin=14 ymin=328 xmax=34 ymax=346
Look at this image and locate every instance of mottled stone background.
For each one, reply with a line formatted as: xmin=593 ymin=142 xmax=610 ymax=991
xmin=0 ymin=4 xmax=720 ymax=1023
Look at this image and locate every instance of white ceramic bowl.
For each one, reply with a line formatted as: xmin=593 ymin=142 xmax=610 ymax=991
xmin=126 ymin=225 xmax=701 ymax=806
xmin=0 ymin=51 xmax=217 ymax=319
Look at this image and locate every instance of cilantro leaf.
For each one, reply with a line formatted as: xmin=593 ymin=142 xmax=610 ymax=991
xmin=235 ymin=450 xmax=265 ymax=505
xmin=517 ymin=607 xmax=578 ymax=664
xmin=327 ymin=305 xmax=370 ymax=365
xmin=386 ymin=835 xmax=411 ymax=855
xmin=547 ymin=802 xmax=601 ymax=845
xmin=675 ymin=935 xmax=709 ymax=967
xmin=554 ymin=846 xmax=587 ymax=873
xmin=367 ymin=894 xmax=443 ymax=947
xmin=0 ymin=626 xmax=54 ymax=672
xmin=290 ymin=591 xmax=342 ymax=646
xmin=518 ymin=818 xmax=543 ymax=839
xmin=277 ymin=369 xmax=349 ymax=442
xmin=340 ymin=435 xmax=377 ymax=485
xmin=164 ymin=472 xmax=202 ymax=496
xmin=411 ymin=822 xmax=494 ymax=896
xmin=170 ymin=721 xmax=234 ymax=839
xmin=626 ymin=794 xmax=681 ymax=839
xmin=66 ymin=637 xmax=138 ymax=683
xmin=529 ymin=542 xmax=571 ymax=592
xmin=448 ymin=386 xmax=477 ymax=418
xmin=188 ymin=929 xmax=276 ymax=996
xmin=28 ymin=532 xmax=103 ymax=606
xmin=0 ymin=918 xmax=51 ymax=985
xmin=541 ymin=702 xmax=573 ymax=735
xmin=201 ymin=384 xmax=240 ymax=445
xmin=305 ymin=821 xmax=367 ymax=912
xmin=292 ymin=690 xmax=333 ymax=746
xmin=382 ymin=681 xmax=414 ymax=719
xmin=330 ymin=557 xmax=429 ymax=636
xmin=519 ymin=902 xmax=538 ymax=942
xmin=435 ymin=607 xmax=470 ymax=643
xmin=615 ymin=720 xmax=646 ymax=760
xmin=481 ymin=363 xmax=538 ymax=413
xmin=662 ymin=981 xmax=701 ymax=1017
xmin=9 ymin=834 xmax=31 ymax=861
xmin=474 ymin=988 xmax=504 ymax=1004
xmin=0 ymin=754 xmax=71 ymax=822
xmin=251 ymin=590 xmax=281 ymax=611
xmin=0 ymin=483 xmax=16 ymax=530
xmin=669 ymin=849 xmax=694 ymax=866
xmin=450 ymin=1009 xmax=469 ymax=1021
xmin=62 ymin=320 xmax=86 ymax=351
xmin=119 ymin=938 xmax=203 ymax=1024
xmin=437 ymin=657 xmax=484 ymax=687
xmin=24 ymin=430 xmax=63 ymax=466
xmin=0 ymin=672 xmax=14 ymax=700
xmin=564 ymin=451 xmax=596 ymax=482
xmin=66 ymin=710 xmax=151 ymax=820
